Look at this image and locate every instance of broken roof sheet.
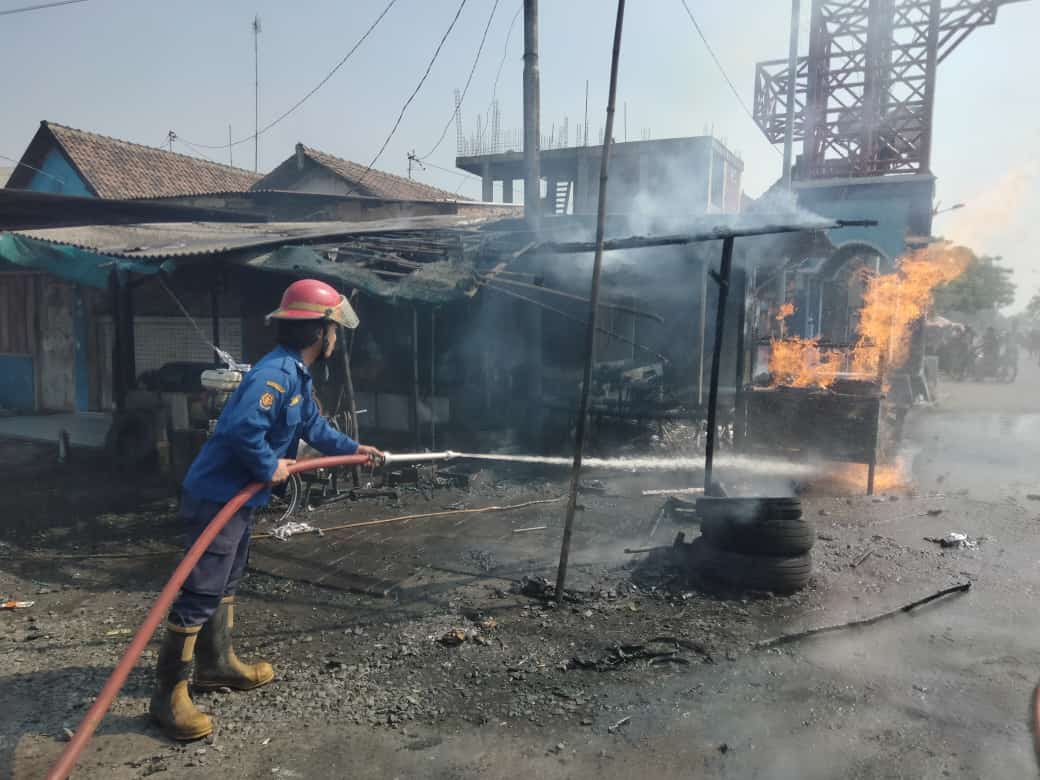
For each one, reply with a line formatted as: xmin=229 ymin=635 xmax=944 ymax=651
xmin=3 ymin=214 xmax=513 ymax=302
xmin=10 ymin=214 xmax=503 ymax=260
xmin=247 ymin=245 xmax=482 ymax=304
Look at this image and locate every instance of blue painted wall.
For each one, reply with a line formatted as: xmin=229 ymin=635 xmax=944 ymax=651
xmin=26 ymin=149 xmax=93 ymax=197
xmin=0 ymin=355 xmax=35 ymax=410
xmin=797 ymin=177 xmax=935 ymax=264
xmin=21 ymin=148 xmax=93 ymax=411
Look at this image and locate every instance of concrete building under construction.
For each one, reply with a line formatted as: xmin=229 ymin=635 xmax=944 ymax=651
xmin=456 ymin=135 xmax=744 ymax=217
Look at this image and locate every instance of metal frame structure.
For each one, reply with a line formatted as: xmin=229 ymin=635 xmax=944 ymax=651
xmin=754 ymin=0 xmax=1027 ymax=179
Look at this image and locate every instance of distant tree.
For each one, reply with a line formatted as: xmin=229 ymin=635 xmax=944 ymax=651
xmin=933 ymin=254 xmax=1015 ymax=316
xmin=1026 ymin=292 xmax=1040 ymax=322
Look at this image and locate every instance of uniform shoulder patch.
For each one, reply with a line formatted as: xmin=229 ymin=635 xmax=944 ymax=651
xmin=259 ymin=392 xmax=276 ymax=411
xmin=289 ymin=394 xmax=302 ymax=406
xmin=265 ymin=379 xmax=286 ymax=394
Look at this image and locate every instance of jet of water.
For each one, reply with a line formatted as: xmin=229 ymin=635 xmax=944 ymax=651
xmin=453 ymin=452 xmax=819 ymax=477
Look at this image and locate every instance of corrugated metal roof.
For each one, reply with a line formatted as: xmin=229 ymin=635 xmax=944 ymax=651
xmin=11 ymin=214 xmax=503 ymax=260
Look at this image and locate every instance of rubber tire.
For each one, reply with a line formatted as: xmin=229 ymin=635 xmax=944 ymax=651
xmin=700 ymin=512 xmax=815 ymax=556
xmin=695 ymin=497 xmax=802 ymax=525
xmin=698 ymin=544 xmax=812 ymax=594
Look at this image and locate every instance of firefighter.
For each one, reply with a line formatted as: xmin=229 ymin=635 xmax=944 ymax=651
xmin=150 ymin=279 xmax=383 ymax=740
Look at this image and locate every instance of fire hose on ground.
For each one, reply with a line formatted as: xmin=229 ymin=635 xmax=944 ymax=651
xmin=47 ymin=451 xmax=458 ymax=780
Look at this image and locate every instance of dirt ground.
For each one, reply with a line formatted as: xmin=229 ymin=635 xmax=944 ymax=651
xmin=4 ymin=363 xmax=1040 ymax=779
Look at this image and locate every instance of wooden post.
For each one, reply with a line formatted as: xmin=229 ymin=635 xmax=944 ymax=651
xmin=555 ymin=0 xmax=626 ymax=599
xmin=122 ymin=271 xmax=136 ymax=391
xmin=210 ymin=273 xmax=221 ymax=362
xmin=732 ymin=267 xmax=748 ymax=450
xmin=429 ymin=307 xmax=436 ymax=451
xmin=868 ymin=351 xmax=887 ymax=496
xmin=109 ymin=270 xmax=136 ymax=411
xmin=340 ymin=330 xmax=360 ymax=486
xmin=412 ymin=306 xmax=421 ymax=451
xmin=697 ymin=254 xmax=707 ymax=406
xmin=703 ymin=237 xmax=735 ymax=493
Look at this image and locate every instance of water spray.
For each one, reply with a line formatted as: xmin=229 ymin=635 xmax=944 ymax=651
xmin=380 ymin=450 xmax=816 ymax=478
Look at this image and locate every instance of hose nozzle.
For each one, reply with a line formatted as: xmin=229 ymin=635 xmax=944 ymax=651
xmin=381 ymin=450 xmax=459 ymax=466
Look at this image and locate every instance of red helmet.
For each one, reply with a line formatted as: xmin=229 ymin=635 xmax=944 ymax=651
xmin=266 ymin=279 xmax=359 ymax=329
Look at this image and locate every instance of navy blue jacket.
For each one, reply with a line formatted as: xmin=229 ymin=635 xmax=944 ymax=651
xmin=183 ymin=345 xmax=358 ymax=507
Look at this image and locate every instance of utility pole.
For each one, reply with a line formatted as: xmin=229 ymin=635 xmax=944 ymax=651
xmin=407 ymin=150 xmax=424 ymax=179
xmin=782 ymin=0 xmax=800 ymax=189
xmin=523 ymin=0 xmax=541 ymax=226
xmin=228 ymin=124 xmax=233 ymax=167
xmin=167 ymin=130 xmax=175 ymax=152
xmin=253 ymin=14 xmax=262 ymax=173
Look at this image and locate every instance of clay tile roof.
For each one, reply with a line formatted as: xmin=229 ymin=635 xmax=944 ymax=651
xmin=296 ymin=145 xmax=459 ymax=202
xmin=43 ymin=122 xmax=261 ymax=199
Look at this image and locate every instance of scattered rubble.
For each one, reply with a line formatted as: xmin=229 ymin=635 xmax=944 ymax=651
xmin=924 ymin=532 xmax=979 ymax=549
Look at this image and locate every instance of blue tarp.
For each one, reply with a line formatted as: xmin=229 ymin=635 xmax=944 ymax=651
xmin=0 ymin=234 xmax=171 ymax=288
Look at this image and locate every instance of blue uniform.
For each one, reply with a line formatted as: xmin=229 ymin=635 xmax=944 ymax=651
xmin=184 ymin=344 xmax=359 ymax=507
xmin=171 ymin=345 xmax=359 ymax=627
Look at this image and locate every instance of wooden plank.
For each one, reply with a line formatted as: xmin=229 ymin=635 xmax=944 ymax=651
xmin=12 ymin=278 xmax=29 ymax=353
xmin=28 ymin=275 xmax=42 ymax=411
xmin=39 ymin=278 xmax=77 ymax=411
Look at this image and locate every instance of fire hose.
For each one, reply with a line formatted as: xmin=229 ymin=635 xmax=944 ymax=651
xmin=46 ymin=451 xmax=456 ymax=780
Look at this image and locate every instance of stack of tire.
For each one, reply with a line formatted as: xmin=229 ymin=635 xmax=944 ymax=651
xmin=695 ymin=497 xmax=814 ymax=594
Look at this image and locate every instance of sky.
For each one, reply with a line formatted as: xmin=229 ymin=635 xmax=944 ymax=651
xmin=2 ymin=0 xmax=1038 ymax=307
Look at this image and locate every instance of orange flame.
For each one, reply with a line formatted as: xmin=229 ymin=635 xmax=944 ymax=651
xmin=808 ymin=459 xmax=910 ymax=496
xmin=767 ymin=337 xmax=842 ymax=388
xmin=775 ymin=302 xmax=795 ymax=321
xmin=767 ymin=242 xmax=973 ymax=388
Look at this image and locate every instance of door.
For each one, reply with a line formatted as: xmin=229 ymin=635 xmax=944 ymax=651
xmin=38 ymin=279 xmax=76 ymax=411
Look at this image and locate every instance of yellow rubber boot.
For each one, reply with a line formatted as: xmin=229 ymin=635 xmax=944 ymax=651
xmin=194 ymin=597 xmax=274 ymax=691
xmin=148 ymin=623 xmax=214 ymax=741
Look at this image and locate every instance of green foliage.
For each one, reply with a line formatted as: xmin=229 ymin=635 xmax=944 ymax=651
xmin=1026 ymin=292 xmax=1040 ymax=322
xmin=933 ymin=254 xmax=1015 ymax=316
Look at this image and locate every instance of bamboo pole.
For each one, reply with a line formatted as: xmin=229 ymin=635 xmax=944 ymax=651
xmin=555 ymin=0 xmax=627 ymax=598
xmin=703 ymin=237 xmax=735 ymax=492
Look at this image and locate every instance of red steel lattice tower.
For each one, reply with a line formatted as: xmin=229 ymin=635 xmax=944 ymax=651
xmin=753 ymin=0 xmax=1028 ymax=180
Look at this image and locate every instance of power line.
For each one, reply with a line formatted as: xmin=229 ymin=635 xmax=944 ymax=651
xmin=0 ymin=152 xmax=66 ymax=185
xmin=176 ymin=137 xmax=219 ymax=164
xmin=419 ymin=0 xmax=501 ymax=161
xmin=421 ymin=158 xmax=479 ymax=178
xmin=0 ymin=0 xmax=86 ymax=16
xmin=178 ymin=0 xmax=400 ymax=150
xmin=678 ymin=0 xmax=781 ymax=155
xmin=345 ymin=0 xmax=470 ymax=196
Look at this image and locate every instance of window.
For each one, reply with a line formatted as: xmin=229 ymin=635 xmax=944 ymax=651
xmin=0 ymin=274 xmax=32 ymax=355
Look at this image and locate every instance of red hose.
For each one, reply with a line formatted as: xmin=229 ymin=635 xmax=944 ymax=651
xmin=47 ymin=454 xmax=371 ymax=780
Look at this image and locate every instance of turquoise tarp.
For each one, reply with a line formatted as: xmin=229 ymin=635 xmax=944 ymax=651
xmin=0 ymin=234 xmax=171 ymax=288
